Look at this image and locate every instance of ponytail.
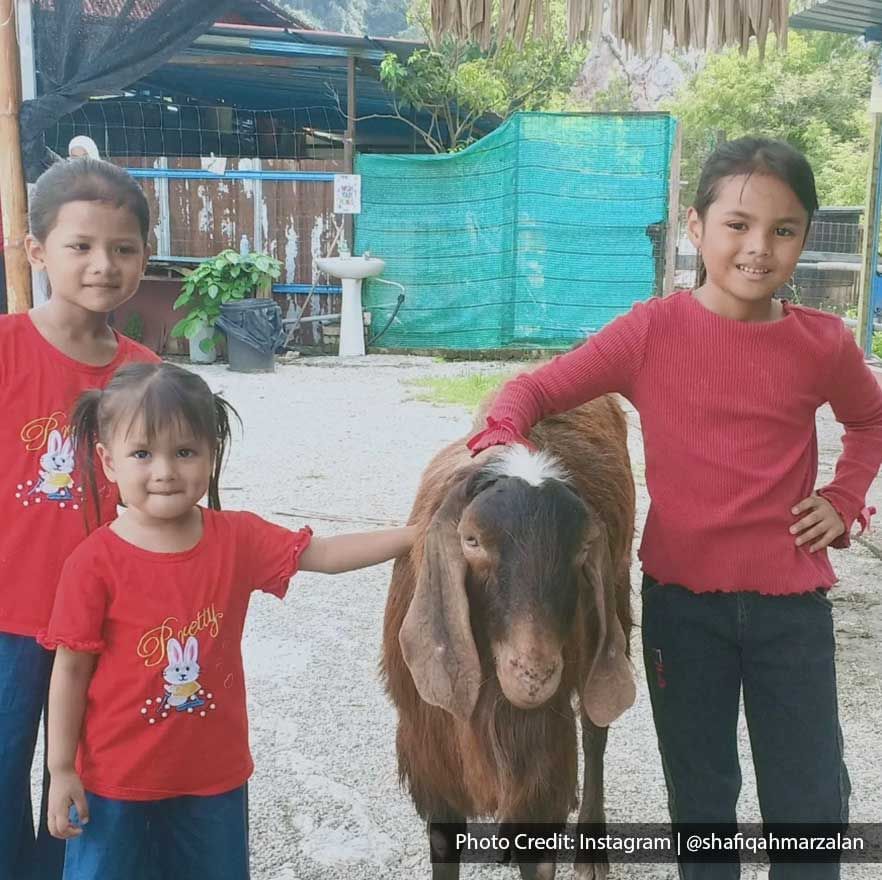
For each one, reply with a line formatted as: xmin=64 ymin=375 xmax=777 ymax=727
xmin=208 ymin=395 xmax=239 ymax=511
xmin=70 ymin=389 xmax=105 ymax=531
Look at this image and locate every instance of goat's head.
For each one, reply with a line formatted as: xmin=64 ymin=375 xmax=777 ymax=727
xmin=399 ymin=445 xmax=635 ymax=727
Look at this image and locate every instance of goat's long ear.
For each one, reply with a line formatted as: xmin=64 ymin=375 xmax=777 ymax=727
xmin=399 ymin=475 xmax=481 ymax=722
xmin=580 ymin=518 xmax=635 ymax=728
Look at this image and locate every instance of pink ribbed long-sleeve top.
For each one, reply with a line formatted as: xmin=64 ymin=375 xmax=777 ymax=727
xmin=469 ymin=291 xmax=882 ymax=595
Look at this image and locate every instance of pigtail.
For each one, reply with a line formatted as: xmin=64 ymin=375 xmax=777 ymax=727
xmin=207 ymin=395 xmax=241 ymax=511
xmin=70 ymin=389 xmax=105 ymax=531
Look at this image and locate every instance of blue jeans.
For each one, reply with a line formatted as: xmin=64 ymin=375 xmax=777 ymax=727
xmin=641 ymin=575 xmax=850 ymax=880
xmin=62 ymin=785 xmax=250 ymax=880
xmin=0 ymin=632 xmax=66 ymax=880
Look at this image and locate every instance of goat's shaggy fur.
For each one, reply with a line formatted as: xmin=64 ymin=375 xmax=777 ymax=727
xmin=381 ymin=392 xmax=636 ymax=830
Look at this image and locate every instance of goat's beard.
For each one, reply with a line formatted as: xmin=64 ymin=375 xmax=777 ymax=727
xmin=471 ymin=658 xmax=579 ymax=821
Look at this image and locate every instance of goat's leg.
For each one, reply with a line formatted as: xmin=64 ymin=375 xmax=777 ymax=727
xmin=575 ymin=714 xmax=610 ymax=880
xmin=518 ymin=861 xmax=558 ymax=880
xmin=427 ymin=809 xmax=466 ymax=880
xmin=495 ymin=819 xmax=561 ymax=880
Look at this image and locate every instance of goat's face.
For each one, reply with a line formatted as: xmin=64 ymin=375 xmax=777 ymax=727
xmin=458 ymin=474 xmax=590 ymax=710
xmin=400 ymin=445 xmax=634 ymax=726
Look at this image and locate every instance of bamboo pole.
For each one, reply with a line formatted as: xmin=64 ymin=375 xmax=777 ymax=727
xmin=856 ymin=111 xmax=882 ymax=355
xmin=0 ymin=0 xmax=31 ymax=312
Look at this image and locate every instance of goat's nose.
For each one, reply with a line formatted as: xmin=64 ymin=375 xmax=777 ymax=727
xmin=508 ymin=655 xmax=558 ymax=686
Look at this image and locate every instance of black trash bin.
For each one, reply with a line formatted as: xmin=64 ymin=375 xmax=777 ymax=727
xmin=216 ymin=298 xmax=284 ymax=373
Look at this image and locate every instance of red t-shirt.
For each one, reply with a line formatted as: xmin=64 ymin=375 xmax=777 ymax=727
xmin=0 ymin=313 xmax=159 ymax=636
xmin=39 ymin=508 xmax=313 ymax=801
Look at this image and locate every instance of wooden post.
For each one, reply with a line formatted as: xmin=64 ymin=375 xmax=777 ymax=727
xmin=856 ymin=112 xmax=882 ymax=355
xmin=343 ymin=54 xmax=356 ymax=249
xmin=663 ymin=121 xmax=682 ymax=297
xmin=0 ymin=0 xmax=32 ymax=311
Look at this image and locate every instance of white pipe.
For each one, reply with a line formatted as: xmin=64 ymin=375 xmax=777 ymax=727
xmin=371 ymin=277 xmax=406 ymax=295
xmin=842 ymin=316 xmax=882 ymax=332
xmin=797 ymin=261 xmax=882 ymax=273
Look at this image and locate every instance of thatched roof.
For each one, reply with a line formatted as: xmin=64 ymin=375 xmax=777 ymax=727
xmin=430 ymin=0 xmax=790 ymax=56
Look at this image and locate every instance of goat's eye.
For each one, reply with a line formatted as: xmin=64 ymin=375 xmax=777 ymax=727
xmin=463 ymin=535 xmax=480 ymax=548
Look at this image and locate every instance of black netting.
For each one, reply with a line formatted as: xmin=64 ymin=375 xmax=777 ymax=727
xmin=20 ymin=0 xmax=235 ymax=181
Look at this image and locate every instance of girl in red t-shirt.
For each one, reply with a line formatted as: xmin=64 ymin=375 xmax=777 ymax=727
xmin=0 ymin=159 xmax=158 ymax=880
xmin=467 ymin=139 xmax=882 ymax=878
xmin=40 ymin=361 xmax=415 ymax=880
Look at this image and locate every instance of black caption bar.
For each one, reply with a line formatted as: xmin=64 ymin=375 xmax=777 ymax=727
xmin=428 ymin=823 xmax=882 ymax=864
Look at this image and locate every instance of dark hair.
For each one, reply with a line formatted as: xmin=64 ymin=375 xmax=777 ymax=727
xmin=71 ymin=363 xmax=239 ymax=527
xmin=29 ymin=158 xmax=150 ymax=244
xmin=692 ymin=137 xmax=818 ymax=287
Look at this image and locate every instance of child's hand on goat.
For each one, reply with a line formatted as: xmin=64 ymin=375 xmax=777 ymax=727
xmin=789 ymin=494 xmax=846 ymax=552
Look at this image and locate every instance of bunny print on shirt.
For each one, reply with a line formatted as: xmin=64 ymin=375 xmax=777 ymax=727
xmin=160 ymin=637 xmax=206 ymax=713
xmin=34 ymin=429 xmax=76 ymax=501
xmin=140 ymin=634 xmax=218 ymax=725
xmin=14 ymin=419 xmax=84 ymax=511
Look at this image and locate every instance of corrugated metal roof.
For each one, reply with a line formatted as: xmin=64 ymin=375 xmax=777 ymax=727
xmin=206 ymin=23 xmax=423 ymax=58
xmin=790 ymin=0 xmax=882 ymax=38
xmin=130 ymin=24 xmax=499 ymax=152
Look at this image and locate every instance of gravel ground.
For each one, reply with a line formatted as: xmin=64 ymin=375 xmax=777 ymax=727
xmin=34 ymin=354 xmax=882 ymax=879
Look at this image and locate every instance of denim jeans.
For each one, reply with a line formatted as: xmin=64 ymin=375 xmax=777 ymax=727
xmin=0 ymin=632 xmax=66 ymax=880
xmin=62 ymin=785 xmax=249 ymax=880
xmin=641 ymin=575 xmax=850 ymax=880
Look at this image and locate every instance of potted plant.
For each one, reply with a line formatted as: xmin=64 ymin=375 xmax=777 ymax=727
xmin=171 ymin=249 xmax=282 ymax=364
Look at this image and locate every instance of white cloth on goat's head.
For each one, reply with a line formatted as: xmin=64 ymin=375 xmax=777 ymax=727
xmin=484 ymin=444 xmax=570 ymax=487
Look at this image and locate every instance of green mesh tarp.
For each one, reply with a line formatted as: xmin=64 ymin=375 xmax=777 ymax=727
xmin=355 ymin=112 xmax=677 ymax=351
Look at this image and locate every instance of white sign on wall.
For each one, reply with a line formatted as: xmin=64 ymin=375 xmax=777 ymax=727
xmin=334 ymin=174 xmax=362 ymax=214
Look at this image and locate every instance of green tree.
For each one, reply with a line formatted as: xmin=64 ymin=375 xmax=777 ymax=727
xmin=375 ymin=0 xmax=585 ymax=152
xmin=666 ymin=31 xmax=879 ymax=206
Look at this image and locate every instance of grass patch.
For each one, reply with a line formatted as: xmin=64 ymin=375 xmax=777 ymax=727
xmin=406 ymin=372 xmax=511 ymax=407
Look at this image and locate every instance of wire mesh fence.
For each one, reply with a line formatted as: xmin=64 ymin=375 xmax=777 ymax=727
xmin=46 ymin=100 xmax=347 ymax=162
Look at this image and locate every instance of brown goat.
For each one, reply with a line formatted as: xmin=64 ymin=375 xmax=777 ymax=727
xmin=382 ymin=392 xmax=636 ymax=880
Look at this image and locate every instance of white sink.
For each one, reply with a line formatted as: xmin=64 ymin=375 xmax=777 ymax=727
xmin=316 ymin=255 xmax=385 ymax=280
xmin=314 ymin=254 xmax=385 ymax=356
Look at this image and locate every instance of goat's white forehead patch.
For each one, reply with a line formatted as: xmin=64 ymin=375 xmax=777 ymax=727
xmin=485 ymin=445 xmax=569 ymax=487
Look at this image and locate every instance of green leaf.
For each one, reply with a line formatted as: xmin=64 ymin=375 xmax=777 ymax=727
xmin=376 ymin=13 xmax=584 ymax=153
xmin=173 ymin=248 xmax=282 ymax=327
xmin=199 ymin=334 xmax=218 ymax=354
xmin=170 ymin=316 xmax=192 ymax=338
